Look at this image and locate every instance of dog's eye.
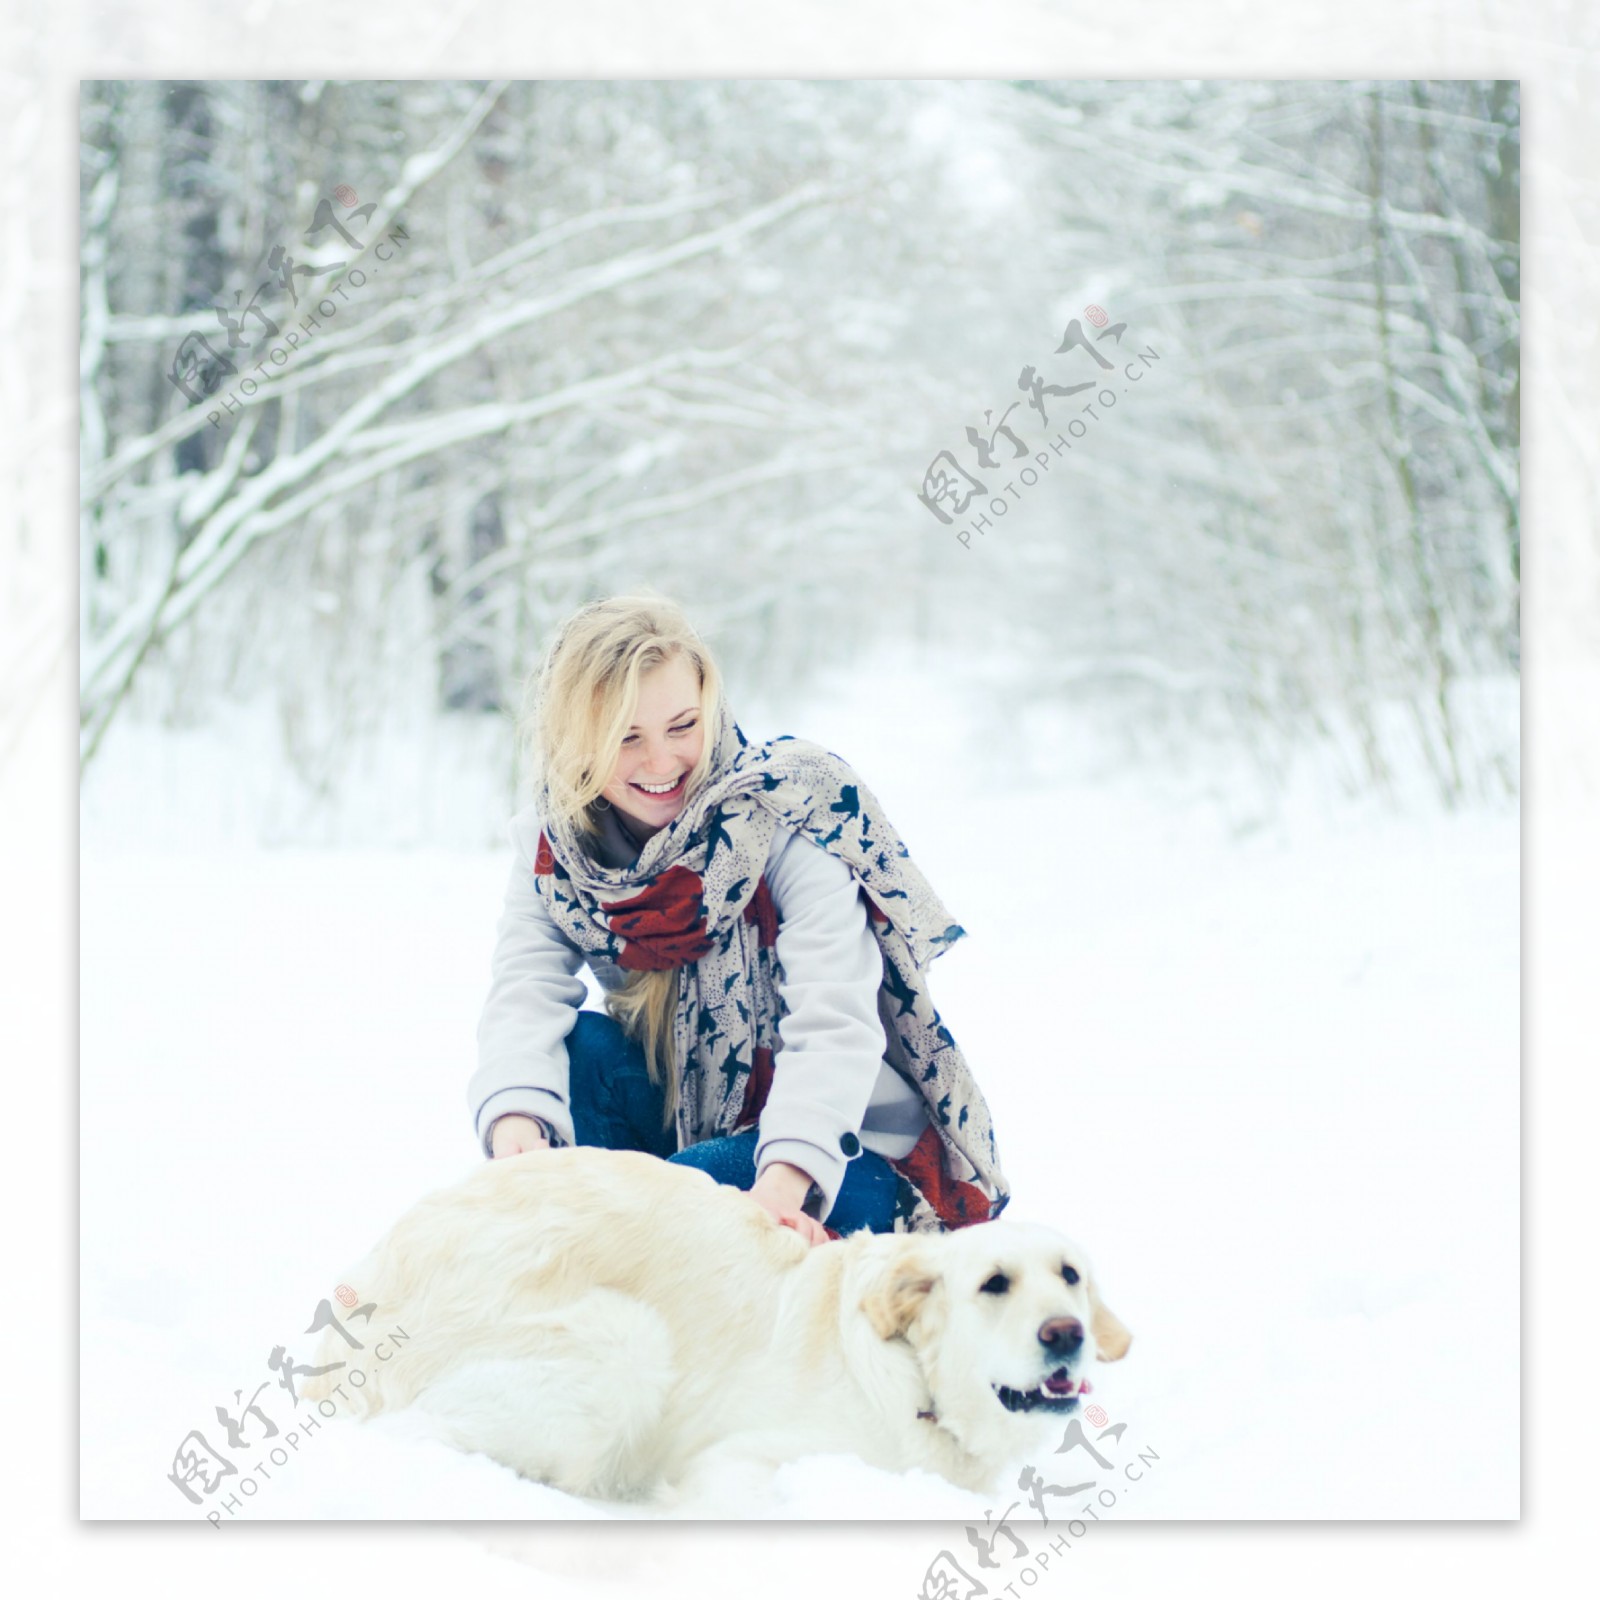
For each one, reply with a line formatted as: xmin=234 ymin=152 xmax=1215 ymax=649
xmin=980 ymin=1272 xmax=1010 ymax=1295
xmin=1061 ymin=1264 xmax=1080 ymax=1286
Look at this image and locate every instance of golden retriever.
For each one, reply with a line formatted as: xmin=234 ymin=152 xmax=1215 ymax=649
xmin=303 ymin=1147 xmax=1130 ymax=1507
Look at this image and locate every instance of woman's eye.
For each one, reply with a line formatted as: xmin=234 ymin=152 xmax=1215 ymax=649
xmin=1062 ymin=1265 xmax=1080 ymax=1286
xmin=671 ymin=721 xmax=697 ymax=735
xmin=980 ymin=1273 xmax=1009 ymax=1295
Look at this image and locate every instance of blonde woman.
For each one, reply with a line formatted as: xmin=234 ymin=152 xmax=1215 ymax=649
xmin=468 ymin=594 xmax=1009 ymax=1242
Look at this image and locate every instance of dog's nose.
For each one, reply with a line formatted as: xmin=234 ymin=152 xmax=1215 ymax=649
xmin=1038 ymin=1316 xmax=1084 ymax=1355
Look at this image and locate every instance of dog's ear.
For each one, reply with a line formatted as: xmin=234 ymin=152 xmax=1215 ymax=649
xmin=1088 ymin=1278 xmax=1132 ymax=1362
xmin=861 ymin=1245 xmax=938 ymax=1341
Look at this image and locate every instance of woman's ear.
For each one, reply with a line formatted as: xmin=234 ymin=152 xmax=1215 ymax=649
xmin=861 ymin=1245 xmax=938 ymax=1341
xmin=1089 ymin=1277 xmax=1132 ymax=1361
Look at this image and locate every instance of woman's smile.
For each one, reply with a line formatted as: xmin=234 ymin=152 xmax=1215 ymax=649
xmin=629 ymin=773 xmax=686 ymax=801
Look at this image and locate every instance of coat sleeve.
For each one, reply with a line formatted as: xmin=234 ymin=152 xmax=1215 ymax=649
xmin=753 ymin=830 xmax=888 ymax=1223
xmin=468 ymin=812 xmax=589 ymax=1156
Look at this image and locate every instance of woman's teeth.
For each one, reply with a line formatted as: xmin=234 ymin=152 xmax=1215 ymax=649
xmin=631 ymin=776 xmax=682 ymax=796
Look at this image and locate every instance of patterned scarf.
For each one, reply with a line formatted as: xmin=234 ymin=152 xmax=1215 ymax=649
xmin=529 ymin=696 xmax=1009 ymax=1234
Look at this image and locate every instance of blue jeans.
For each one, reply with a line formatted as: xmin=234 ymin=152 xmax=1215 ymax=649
xmin=563 ymin=1009 xmax=900 ymax=1235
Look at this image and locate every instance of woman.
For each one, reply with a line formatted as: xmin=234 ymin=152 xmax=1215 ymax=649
xmin=468 ymin=593 xmax=1008 ymax=1242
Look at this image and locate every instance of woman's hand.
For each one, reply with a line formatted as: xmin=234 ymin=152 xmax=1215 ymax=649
xmin=749 ymin=1160 xmax=829 ymax=1247
xmin=490 ymin=1114 xmax=551 ymax=1159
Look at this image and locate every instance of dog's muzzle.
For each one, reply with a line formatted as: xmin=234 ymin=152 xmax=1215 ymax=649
xmin=993 ymin=1317 xmax=1093 ymax=1413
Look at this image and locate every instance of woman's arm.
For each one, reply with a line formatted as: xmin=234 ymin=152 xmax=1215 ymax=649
xmin=752 ymin=829 xmax=888 ymax=1226
xmin=469 ymin=811 xmax=589 ymax=1156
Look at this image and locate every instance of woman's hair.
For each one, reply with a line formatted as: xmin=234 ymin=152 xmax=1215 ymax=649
xmin=520 ymin=590 xmax=724 ymax=1130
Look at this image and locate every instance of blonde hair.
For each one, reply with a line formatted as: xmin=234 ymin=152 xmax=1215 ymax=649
xmin=521 ymin=591 xmax=724 ymax=1131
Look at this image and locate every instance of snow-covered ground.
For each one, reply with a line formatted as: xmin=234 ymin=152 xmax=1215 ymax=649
xmin=79 ymin=653 xmax=1518 ymax=1521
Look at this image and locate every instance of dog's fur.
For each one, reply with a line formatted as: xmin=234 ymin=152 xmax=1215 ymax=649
xmin=304 ymin=1148 xmax=1130 ymax=1505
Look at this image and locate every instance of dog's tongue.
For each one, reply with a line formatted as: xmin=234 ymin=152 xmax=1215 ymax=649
xmin=1040 ymin=1370 xmax=1094 ymax=1398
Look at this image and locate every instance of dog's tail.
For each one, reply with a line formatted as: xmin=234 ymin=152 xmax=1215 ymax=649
xmin=299 ymin=1246 xmax=393 ymax=1419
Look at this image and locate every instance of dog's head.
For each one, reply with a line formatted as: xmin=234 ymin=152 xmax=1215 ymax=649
xmin=858 ymin=1218 xmax=1130 ymax=1460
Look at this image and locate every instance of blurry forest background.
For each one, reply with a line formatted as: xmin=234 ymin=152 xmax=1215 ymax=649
xmin=77 ymin=79 xmax=1520 ymax=843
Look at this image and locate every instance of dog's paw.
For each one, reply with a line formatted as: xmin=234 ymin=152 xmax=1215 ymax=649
xmin=663 ymin=1444 xmax=782 ymax=1517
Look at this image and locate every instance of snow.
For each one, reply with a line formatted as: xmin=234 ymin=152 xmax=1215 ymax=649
xmin=79 ymin=649 xmax=1518 ymax=1521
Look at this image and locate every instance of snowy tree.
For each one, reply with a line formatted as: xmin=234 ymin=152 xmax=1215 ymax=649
xmin=78 ymin=79 xmax=1518 ymax=826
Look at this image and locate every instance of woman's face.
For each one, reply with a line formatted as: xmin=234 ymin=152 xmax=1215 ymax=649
xmin=600 ymin=654 xmax=706 ymax=841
